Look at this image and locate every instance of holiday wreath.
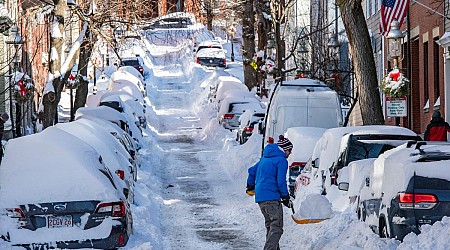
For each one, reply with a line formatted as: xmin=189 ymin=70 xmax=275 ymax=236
xmin=13 ymin=73 xmax=34 ymax=102
xmin=381 ymin=68 xmax=409 ymax=98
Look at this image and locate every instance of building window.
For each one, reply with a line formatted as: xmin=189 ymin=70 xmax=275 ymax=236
xmin=434 ymin=38 xmax=440 ymax=99
xmin=368 ymin=0 xmax=372 ymax=16
xmin=424 ymin=41 xmax=429 ymax=101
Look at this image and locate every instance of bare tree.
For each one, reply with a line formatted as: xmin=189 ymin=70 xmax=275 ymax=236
xmin=337 ymin=0 xmax=384 ymax=125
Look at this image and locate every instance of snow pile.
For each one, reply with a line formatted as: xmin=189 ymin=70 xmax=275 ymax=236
xmin=294 ymin=194 xmax=333 ymax=220
xmin=399 ymin=216 xmax=450 ymax=249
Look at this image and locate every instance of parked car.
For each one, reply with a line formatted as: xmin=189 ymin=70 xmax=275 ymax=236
xmin=81 ymin=117 xmax=142 ymax=169
xmin=109 ymin=70 xmax=146 ymax=100
xmin=120 ymin=56 xmax=144 ymax=77
xmin=209 ymin=75 xmax=244 ymax=103
xmin=236 ymin=109 xmax=265 ymax=144
xmin=75 ymin=106 xmax=130 ymax=134
xmin=0 ymin=128 xmax=132 ymax=248
xmin=118 ymin=66 xmax=146 ymax=88
xmin=194 ymin=40 xmax=223 ymax=54
xmin=312 ymin=125 xmax=420 ymax=195
xmin=195 ymin=48 xmax=226 ymax=68
xmin=54 ymin=120 xmax=136 ymax=203
xmin=100 ymin=93 xmax=147 ymax=129
xmin=218 ymin=96 xmax=263 ymax=130
xmin=264 ymin=78 xmax=343 ymax=146
xmin=358 ymin=141 xmax=450 ymax=241
xmin=285 ymin=127 xmax=326 ymax=197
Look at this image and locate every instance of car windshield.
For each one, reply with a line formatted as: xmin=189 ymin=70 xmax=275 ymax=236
xmin=344 ymin=135 xmax=420 ymax=165
xmin=121 ymin=60 xmax=140 ymax=67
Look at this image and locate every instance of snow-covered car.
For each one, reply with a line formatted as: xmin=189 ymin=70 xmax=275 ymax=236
xmin=0 ymin=128 xmax=133 ymax=248
xmin=120 ymin=56 xmax=144 ymax=77
xmin=311 ymin=125 xmax=420 ymax=195
xmin=109 ymin=70 xmax=146 ymax=101
xmin=195 ymin=48 xmax=226 ymax=68
xmin=236 ymin=109 xmax=265 ymax=144
xmin=194 ymin=40 xmax=223 ymax=54
xmin=218 ymin=96 xmax=263 ymax=130
xmin=210 ymin=76 xmax=245 ymax=104
xmin=118 ymin=66 xmax=146 ymax=87
xmin=54 ymin=120 xmax=136 ymax=203
xmin=82 ymin=117 xmax=142 ymax=169
xmin=100 ymin=93 xmax=147 ymax=129
xmin=285 ymin=127 xmax=326 ymax=197
xmin=100 ymin=91 xmax=147 ymax=128
xmin=358 ymin=141 xmax=450 ymax=241
xmin=75 ymin=106 xmax=131 ymax=134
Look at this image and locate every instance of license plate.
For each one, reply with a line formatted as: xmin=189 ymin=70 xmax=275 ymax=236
xmin=48 ymin=215 xmax=73 ymax=228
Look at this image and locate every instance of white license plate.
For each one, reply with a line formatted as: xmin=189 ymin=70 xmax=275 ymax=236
xmin=48 ymin=215 xmax=73 ymax=228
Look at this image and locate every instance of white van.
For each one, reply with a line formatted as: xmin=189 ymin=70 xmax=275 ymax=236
xmin=264 ymin=78 xmax=342 ymax=144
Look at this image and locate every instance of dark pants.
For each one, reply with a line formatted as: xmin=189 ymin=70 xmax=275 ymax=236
xmin=258 ymin=200 xmax=283 ymax=250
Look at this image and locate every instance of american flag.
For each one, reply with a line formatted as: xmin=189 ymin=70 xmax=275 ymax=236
xmin=380 ymin=0 xmax=409 ymax=36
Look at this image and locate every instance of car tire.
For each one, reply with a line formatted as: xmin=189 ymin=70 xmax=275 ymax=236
xmin=379 ymin=217 xmax=389 ymax=238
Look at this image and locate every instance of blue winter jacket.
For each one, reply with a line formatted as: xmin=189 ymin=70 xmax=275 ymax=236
xmin=247 ymin=144 xmax=289 ymax=203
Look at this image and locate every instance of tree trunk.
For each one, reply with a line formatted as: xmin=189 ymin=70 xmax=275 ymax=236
xmin=338 ymin=0 xmax=384 ymax=125
xmin=74 ymin=26 xmax=93 ymax=113
xmin=43 ymin=0 xmax=65 ymax=129
xmin=242 ymin=0 xmax=256 ymax=90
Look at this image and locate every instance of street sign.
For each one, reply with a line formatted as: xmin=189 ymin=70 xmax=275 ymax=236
xmin=386 ymin=96 xmax=407 ymax=117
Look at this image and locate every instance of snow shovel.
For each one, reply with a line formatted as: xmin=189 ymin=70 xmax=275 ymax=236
xmin=289 ymin=200 xmax=328 ymax=224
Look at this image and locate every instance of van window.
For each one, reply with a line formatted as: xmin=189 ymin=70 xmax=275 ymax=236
xmin=276 ymin=106 xmax=308 ymax=135
xmin=308 ymin=107 xmax=340 ymax=128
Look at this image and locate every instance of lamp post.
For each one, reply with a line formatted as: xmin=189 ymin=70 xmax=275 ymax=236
xmin=386 ymin=20 xmax=405 ymax=126
xmin=296 ymin=40 xmax=308 ymax=76
xmin=327 ymin=32 xmax=340 ymax=88
xmin=387 ymin=20 xmax=404 ymax=69
xmin=5 ymin=25 xmax=24 ymax=138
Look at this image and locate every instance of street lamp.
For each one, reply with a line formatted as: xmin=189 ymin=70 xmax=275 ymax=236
xmin=228 ymin=24 xmax=236 ymax=62
xmin=386 ymin=20 xmax=406 ymax=126
xmin=327 ymin=32 xmax=340 ymax=62
xmin=387 ymin=20 xmax=404 ymax=68
xmin=5 ymin=25 xmax=24 ymax=138
xmin=296 ymin=41 xmax=308 ymax=75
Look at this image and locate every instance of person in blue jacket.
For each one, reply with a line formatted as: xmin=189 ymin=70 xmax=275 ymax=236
xmin=246 ymin=135 xmax=293 ymax=250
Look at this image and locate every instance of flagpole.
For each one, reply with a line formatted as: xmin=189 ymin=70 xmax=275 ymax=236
xmin=407 ymin=1 xmax=412 ymax=130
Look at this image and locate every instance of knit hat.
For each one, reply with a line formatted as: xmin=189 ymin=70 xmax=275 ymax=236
xmin=1 ymin=113 xmax=9 ymax=122
xmin=432 ymin=110 xmax=441 ymax=118
xmin=277 ymin=135 xmax=293 ymax=151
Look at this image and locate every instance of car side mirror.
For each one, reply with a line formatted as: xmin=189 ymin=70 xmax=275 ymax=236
xmin=311 ymin=160 xmax=317 ymax=168
xmin=365 ymin=177 xmax=370 ymax=187
xmin=338 ymin=182 xmax=349 ymax=191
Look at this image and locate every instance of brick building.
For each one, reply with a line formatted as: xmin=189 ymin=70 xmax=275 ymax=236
xmin=363 ymin=0 xmax=445 ymax=135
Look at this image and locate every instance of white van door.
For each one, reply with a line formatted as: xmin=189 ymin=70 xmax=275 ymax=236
xmin=307 ymin=96 xmax=342 ymax=128
xmin=273 ymin=98 xmax=308 ymax=136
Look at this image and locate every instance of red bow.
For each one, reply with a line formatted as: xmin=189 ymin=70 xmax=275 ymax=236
xmin=17 ymin=78 xmax=26 ymax=96
xmin=389 ymin=71 xmax=400 ymax=82
xmin=69 ymin=74 xmax=76 ymax=81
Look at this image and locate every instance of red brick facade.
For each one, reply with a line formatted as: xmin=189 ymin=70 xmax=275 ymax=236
xmin=393 ymin=1 xmax=444 ymax=134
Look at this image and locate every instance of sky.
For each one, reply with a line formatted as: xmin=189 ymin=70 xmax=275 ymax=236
xmin=1 ymin=23 xmax=450 ymax=250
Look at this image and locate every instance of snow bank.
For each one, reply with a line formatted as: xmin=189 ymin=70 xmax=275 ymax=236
xmin=294 ymin=194 xmax=332 ymax=220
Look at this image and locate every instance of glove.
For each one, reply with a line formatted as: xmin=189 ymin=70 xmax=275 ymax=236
xmin=246 ymin=184 xmax=255 ymax=196
xmin=281 ymin=195 xmax=291 ymax=208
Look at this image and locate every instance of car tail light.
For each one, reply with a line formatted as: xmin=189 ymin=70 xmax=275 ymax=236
xmin=244 ymin=127 xmax=253 ymax=133
xmin=96 ymin=201 xmax=126 ymax=217
xmin=289 ymin=162 xmax=306 ymax=170
xmin=398 ymin=193 xmax=437 ymax=209
xmin=115 ymin=170 xmax=125 ymax=180
xmin=7 ymin=208 xmax=24 ymax=218
xmin=196 ymin=58 xmax=200 ymax=64
xmin=119 ymin=233 xmax=125 ymax=245
xmin=223 ymin=113 xmax=234 ymax=119
xmin=223 ymin=59 xmax=226 ymax=65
